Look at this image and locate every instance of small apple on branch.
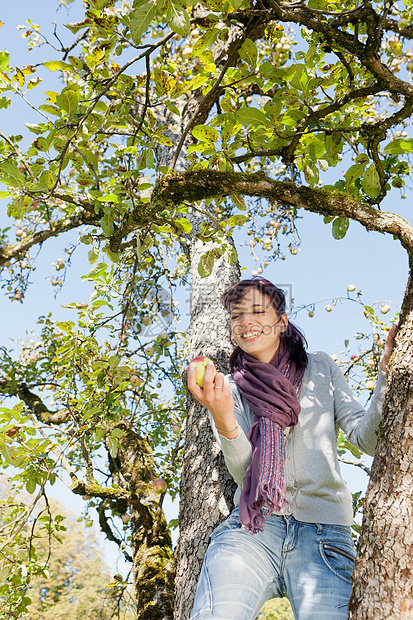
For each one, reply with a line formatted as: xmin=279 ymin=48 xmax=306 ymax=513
xmin=187 ymin=356 xmax=217 ymax=388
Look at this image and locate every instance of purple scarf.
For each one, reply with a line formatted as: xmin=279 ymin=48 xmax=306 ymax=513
xmin=231 ymin=342 xmax=304 ymax=533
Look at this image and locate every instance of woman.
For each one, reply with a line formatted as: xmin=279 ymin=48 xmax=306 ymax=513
xmin=187 ymin=277 xmax=396 ymax=620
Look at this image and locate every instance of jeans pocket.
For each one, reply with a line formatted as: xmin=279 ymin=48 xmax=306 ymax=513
xmin=319 ymin=540 xmax=357 ymax=584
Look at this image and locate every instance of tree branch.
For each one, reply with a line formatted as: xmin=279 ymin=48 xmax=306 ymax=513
xmin=0 ymin=211 xmax=95 ymax=267
xmin=109 ymin=170 xmax=413 ymax=253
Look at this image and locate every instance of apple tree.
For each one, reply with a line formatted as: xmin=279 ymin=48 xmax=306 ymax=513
xmin=0 ymin=0 xmax=413 ymax=619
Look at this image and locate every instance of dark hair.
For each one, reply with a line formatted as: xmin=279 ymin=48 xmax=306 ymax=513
xmin=221 ymin=277 xmax=308 ymax=370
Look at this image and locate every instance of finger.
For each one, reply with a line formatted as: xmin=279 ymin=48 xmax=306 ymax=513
xmin=214 ymin=371 xmax=225 ymax=389
xmin=203 ymin=361 xmax=217 ymax=399
xmin=187 ymin=364 xmax=203 ymax=399
xmin=384 ymin=324 xmax=397 ymax=354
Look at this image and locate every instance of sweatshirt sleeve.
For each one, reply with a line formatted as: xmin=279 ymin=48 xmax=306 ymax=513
xmin=329 ymin=355 xmax=387 ymax=456
xmin=207 ymin=379 xmax=252 ymax=488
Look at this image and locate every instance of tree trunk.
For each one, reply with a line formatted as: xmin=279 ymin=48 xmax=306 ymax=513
xmin=174 ymin=235 xmax=239 ymax=620
xmin=349 ymin=262 xmax=413 ymax=619
xmin=113 ymin=428 xmax=176 ymax=619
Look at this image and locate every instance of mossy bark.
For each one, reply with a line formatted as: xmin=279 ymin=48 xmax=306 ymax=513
xmin=116 ymin=428 xmax=175 ymax=620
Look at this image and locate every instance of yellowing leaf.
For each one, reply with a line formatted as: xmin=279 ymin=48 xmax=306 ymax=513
xmin=14 ymin=68 xmax=25 ymax=87
xmin=7 ymin=196 xmax=32 ymax=218
xmin=191 ymin=28 xmax=218 ymax=57
xmin=43 ymin=60 xmax=73 ymax=72
xmin=198 ymin=250 xmax=215 ymax=278
xmin=56 ymin=87 xmax=79 ymax=115
xmin=202 ymin=0 xmax=223 ymax=10
xmin=154 ymin=68 xmax=175 ymax=96
xmin=192 ymin=124 xmax=218 ymax=142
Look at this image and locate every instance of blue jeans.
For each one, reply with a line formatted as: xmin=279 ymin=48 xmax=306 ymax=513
xmin=190 ymin=507 xmax=356 ymax=620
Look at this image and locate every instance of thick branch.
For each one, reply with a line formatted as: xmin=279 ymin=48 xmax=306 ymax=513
xmin=0 ymin=381 xmax=68 ymax=424
xmin=0 ymin=211 xmax=95 ymax=266
xmin=231 ymin=5 xmax=413 ymax=98
xmin=109 ymin=170 xmax=413 ymax=253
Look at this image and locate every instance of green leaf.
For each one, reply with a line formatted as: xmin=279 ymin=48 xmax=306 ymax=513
xmin=7 ymin=196 xmax=32 ymax=217
xmin=355 ymin=153 xmax=369 ymax=164
xmin=97 ymin=193 xmax=119 ymax=203
xmin=102 ymin=244 xmax=120 ymax=263
xmin=363 ymin=163 xmax=381 ymax=198
xmin=223 ymin=244 xmax=238 ymax=265
xmin=129 ymin=1 xmax=156 ymax=43
xmin=175 ymin=217 xmax=192 ymax=233
xmin=345 ymin=163 xmax=365 ymax=187
xmin=111 ymin=428 xmax=125 ymax=438
xmin=169 ymin=4 xmax=190 ymax=36
xmin=0 ymin=160 xmax=25 ymax=186
xmin=64 ymin=19 xmax=91 ymax=34
xmin=0 ymin=442 xmax=15 ymax=465
xmin=234 ymin=107 xmax=267 ymax=126
xmin=100 ymin=213 xmax=114 ymax=237
xmin=88 ymin=248 xmax=99 ymax=264
xmin=93 ymin=427 xmax=106 ymax=442
xmin=156 ymin=0 xmax=171 ymax=11
xmin=198 ymin=250 xmax=215 ymax=277
xmin=384 ymin=138 xmax=413 ymax=155
xmin=332 ymin=217 xmax=349 ymax=240
xmin=0 ymin=97 xmax=10 ymax=110
xmin=38 ymin=104 xmax=62 ymax=117
xmin=108 ymin=355 xmax=120 ymax=369
xmin=25 ymin=477 xmax=37 ymax=493
xmin=56 ymin=87 xmax=79 ymax=115
xmin=231 ymin=194 xmax=246 ymax=210
xmin=227 ymin=214 xmax=248 ymax=227
xmin=25 ymin=123 xmax=45 ymax=134
xmin=108 ymin=436 xmax=119 ymax=458
xmin=239 ymin=38 xmax=257 ymax=69
xmin=86 ymin=262 xmax=107 ymax=279
xmin=192 ymin=124 xmax=218 ymax=142
xmin=343 ymin=439 xmax=361 ymax=459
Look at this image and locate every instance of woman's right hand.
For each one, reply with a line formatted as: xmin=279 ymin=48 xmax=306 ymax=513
xmin=187 ymin=361 xmax=240 ymax=439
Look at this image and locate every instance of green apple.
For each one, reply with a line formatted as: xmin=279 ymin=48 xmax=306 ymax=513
xmin=188 ymin=356 xmax=217 ymax=388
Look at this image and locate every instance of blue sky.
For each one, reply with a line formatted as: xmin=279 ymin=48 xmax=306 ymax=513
xmin=0 ymin=0 xmax=410 ymax=570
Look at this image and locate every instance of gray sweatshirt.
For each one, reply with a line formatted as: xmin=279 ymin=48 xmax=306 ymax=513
xmin=209 ymin=351 xmax=387 ymax=526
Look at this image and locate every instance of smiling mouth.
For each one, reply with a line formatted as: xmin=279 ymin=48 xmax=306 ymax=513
xmin=242 ymin=331 xmax=261 ymax=341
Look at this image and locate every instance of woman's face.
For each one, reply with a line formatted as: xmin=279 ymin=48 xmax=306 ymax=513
xmin=230 ymin=288 xmax=288 ymax=363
